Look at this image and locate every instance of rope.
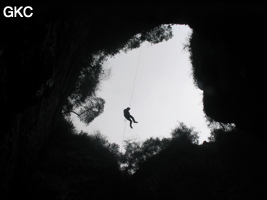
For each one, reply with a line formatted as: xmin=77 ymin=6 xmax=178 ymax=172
xmin=129 ymin=46 xmax=142 ymax=107
xmin=121 ymin=46 xmax=142 ymax=152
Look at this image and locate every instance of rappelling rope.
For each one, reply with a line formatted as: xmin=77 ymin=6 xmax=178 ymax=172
xmin=121 ymin=46 xmax=142 ymax=152
xmin=129 ymin=46 xmax=142 ymax=107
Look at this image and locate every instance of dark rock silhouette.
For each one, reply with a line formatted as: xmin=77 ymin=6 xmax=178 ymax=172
xmin=188 ymin=20 xmax=267 ymax=140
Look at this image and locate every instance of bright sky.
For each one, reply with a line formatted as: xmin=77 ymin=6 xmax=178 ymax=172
xmin=71 ymin=25 xmax=211 ymax=149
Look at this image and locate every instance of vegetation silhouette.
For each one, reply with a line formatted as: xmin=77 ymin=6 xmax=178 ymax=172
xmin=63 ymin=96 xmax=105 ymax=125
xmin=11 ymin=117 xmax=121 ymax=200
xmin=121 ymin=123 xmax=267 ymax=200
xmin=19 ymin=118 xmax=266 ymax=200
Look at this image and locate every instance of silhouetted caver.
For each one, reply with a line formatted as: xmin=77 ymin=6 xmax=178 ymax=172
xmin=123 ymin=107 xmax=138 ymax=129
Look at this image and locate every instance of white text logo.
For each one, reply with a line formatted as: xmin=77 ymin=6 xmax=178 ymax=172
xmin=3 ymin=6 xmax=33 ymax=18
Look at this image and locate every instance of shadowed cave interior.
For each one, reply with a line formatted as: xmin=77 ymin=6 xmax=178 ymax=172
xmin=1 ymin=1 xmax=267 ymax=200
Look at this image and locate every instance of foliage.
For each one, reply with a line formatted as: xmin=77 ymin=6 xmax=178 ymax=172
xmin=77 ymin=97 xmax=105 ymax=125
xmin=63 ymin=96 xmax=105 ymax=125
xmin=78 ymin=98 xmax=105 ymax=125
xmin=120 ymin=137 xmax=173 ymax=174
xmin=91 ymin=130 xmax=121 ymax=160
xmin=62 ymin=51 xmax=107 ymax=125
xmin=120 ymin=140 xmax=142 ymax=174
xmin=14 ymin=115 xmax=267 ymax=200
xmin=69 ymin=52 xmax=108 ymax=107
xmin=120 ymin=123 xmax=198 ymax=175
xmin=122 ymin=24 xmax=173 ymax=51
xmin=22 ymin=117 xmax=121 ymax=200
xmin=206 ymin=116 xmax=236 ymax=142
xmin=123 ymin=125 xmax=267 ymax=200
xmin=171 ymin=122 xmax=199 ymax=144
